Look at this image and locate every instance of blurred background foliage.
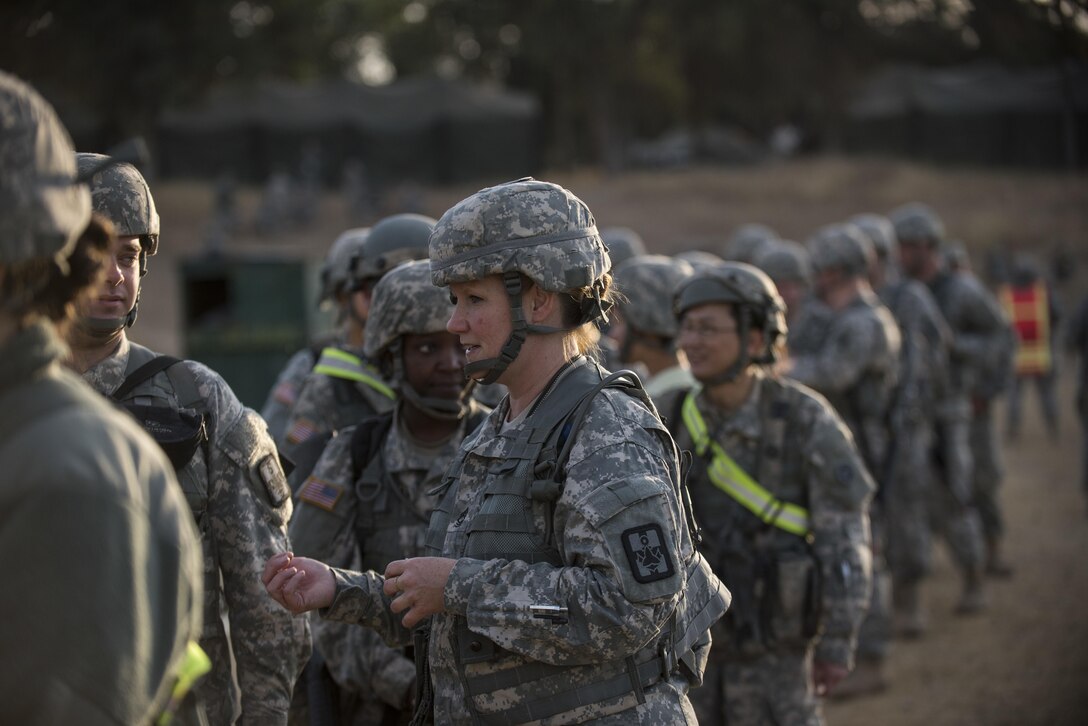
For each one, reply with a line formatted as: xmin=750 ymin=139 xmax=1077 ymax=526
xmin=2 ymin=0 xmax=1085 ymax=168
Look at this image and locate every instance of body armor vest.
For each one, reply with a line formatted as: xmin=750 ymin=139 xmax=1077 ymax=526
xmin=423 ymin=360 xmax=728 ymax=724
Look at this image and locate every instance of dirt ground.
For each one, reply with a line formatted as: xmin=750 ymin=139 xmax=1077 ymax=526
xmin=142 ymin=157 xmax=1088 ymax=725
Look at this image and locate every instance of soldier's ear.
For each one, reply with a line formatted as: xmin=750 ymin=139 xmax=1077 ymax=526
xmin=525 ymin=283 xmax=558 ymax=324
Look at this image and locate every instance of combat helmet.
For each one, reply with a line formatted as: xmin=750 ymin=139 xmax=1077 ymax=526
xmin=674 ymin=249 xmax=725 ymax=273
xmin=753 ymin=239 xmax=812 ymax=286
xmin=722 ymin=223 xmax=777 ymax=263
xmin=806 ymin=223 xmax=874 ymax=278
xmin=76 ymin=152 xmax=159 ymax=329
xmin=849 ymin=213 xmax=897 ymax=263
xmin=614 ymin=254 xmax=694 ymax=342
xmin=889 ymin=202 xmax=945 ymax=248
xmin=429 ymin=177 xmax=612 ymax=384
xmin=674 ymin=262 xmax=787 ymax=384
xmin=600 ymin=226 xmax=647 ymax=269
xmin=319 ymin=227 xmax=369 ymax=307
xmin=364 ymin=259 xmax=471 ymax=419
xmin=0 ymin=71 xmax=90 ymax=269
xmin=349 ymin=213 xmax=434 ymax=290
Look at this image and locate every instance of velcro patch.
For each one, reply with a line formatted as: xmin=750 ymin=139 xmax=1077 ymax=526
xmin=621 ymin=523 xmax=675 ymax=584
xmin=258 ymin=454 xmax=290 ymax=508
xmin=286 ymin=417 xmax=317 ymax=445
xmin=299 ymin=476 xmax=344 ymax=512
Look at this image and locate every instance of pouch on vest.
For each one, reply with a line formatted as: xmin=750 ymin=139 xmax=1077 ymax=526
xmin=123 ymin=403 xmax=207 ymax=471
xmin=765 ymin=549 xmax=822 ymax=648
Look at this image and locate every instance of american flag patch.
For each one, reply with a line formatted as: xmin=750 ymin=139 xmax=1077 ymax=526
xmin=286 ymin=417 xmax=317 ymax=444
xmin=298 ymin=477 xmax=343 ymax=512
xmin=273 ymin=380 xmax=298 ymax=406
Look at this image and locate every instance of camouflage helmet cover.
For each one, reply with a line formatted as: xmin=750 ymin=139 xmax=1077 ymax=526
xmin=613 ymin=254 xmax=694 ymax=338
xmin=889 ymin=202 xmax=945 ymax=247
xmin=429 ymin=178 xmax=610 ymax=294
xmin=722 ymin=223 xmax=777 ymax=263
xmin=849 ymin=213 xmax=897 ymax=261
xmin=600 ymin=226 xmax=647 ymax=269
xmin=753 ymin=239 xmax=812 ymax=285
xmin=76 ymin=152 xmax=160 ymax=255
xmin=0 ymin=71 xmax=91 ymax=266
xmin=321 ymin=227 xmax=369 ymax=302
xmin=806 ymin=223 xmax=874 ymax=277
xmin=674 ymin=262 xmax=788 ymax=363
xmin=352 ymin=213 xmax=434 ymax=283
xmin=364 ymin=259 xmax=453 ymax=361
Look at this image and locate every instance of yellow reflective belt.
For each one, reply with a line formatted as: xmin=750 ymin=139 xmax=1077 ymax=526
xmin=313 ymin=347 xmax=396 ymax=399
xmin=681 ymin=391 xmax=811 ymax=537
xmin=156 ymin=640 xmax=212 ymax=726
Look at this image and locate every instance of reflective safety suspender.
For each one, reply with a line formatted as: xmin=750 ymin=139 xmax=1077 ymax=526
xmin=681 ymin=391 xmax=811 ymax=537
xmin=312 ymin=346 xmax=396 ymax=400
xmin=156 ymin=640 xmax=212 ymax=726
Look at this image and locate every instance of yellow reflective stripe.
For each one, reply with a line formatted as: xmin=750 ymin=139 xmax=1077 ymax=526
xmin=156 ymin=640 xmax=212 ymax=726
xmin=313 ymin=347 xmax=396 ymax=399
xmin=682 ymin=392 xmax=811 ymax=537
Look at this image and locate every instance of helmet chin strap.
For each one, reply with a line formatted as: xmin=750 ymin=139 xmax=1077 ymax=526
xmin=462 ymin=271 xmax=602 ymax=386
xmin=392 ymin=341 xmax=475 ymax=420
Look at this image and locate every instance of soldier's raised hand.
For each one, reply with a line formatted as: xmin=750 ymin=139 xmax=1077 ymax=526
xmin=263 ymin=552 xmax=336 ymax=614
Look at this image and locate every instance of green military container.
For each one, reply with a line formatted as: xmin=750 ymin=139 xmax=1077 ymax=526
xmin=180 ymin=252 xmax=331 ymax=409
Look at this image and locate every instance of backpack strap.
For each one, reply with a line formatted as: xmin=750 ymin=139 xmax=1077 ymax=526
xmin=349 ymin=412 xmax=396 ymax=483
xmin=112 ymin=355 xmax=183 ymax=401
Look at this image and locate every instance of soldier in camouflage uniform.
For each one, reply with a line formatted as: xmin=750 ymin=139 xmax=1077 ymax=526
xmin=782 ymin=223 xmax=899 ymax=697
xmin=892 ymin=203 xmax=1016 ymax=580
xmin=753 ymin=239 xmax=812 ymax=327
xmin=64 ymin=154 xmax=309 ymax=725
xmin=610 ymin=254 xmax=696 ymax=401
xmin=659 ymin=263 xmax=874 ymax=725
xmin=600 ymin=225 xmax=647 ymax=268
xmin=288 ymin=260 xmax=487 ymax=724
xmin=261 ymin=226 xmax=369 ymax=446
xmin=266 ymin=177 xmax=729 ymax=724
xmin=0 ymin=71 xmax=205 ymax=726
xmin=851 ymin=213 xmax=950 ymax=636
xmin=281 ymin=213 xmax=434 ymax=476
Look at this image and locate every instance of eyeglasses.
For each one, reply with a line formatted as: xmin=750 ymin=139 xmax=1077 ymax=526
xmin=677 ymin=322 xmax=738 ymax=339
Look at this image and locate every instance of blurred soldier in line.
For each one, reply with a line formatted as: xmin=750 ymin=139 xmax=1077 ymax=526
xmin=782 ymin=224 xmax=900 ymax=698
xmin=65 ymin=153 xmax=309 ymax=725
xmin=722 ymin=222 xmax=778 ymax=264
xmin=0 ymin=71 xmax=204 ymax=725
xmin=280 ymin=213 xmax=433 ymax=478
xmin=676 ymin=248 xmax=726 ymax=273
xmin=893 ymin=203 xmax=1017 ymax=580
xmin=660 ymin=263 xmax=874 ymax=725
xmin=999 ymin=253 xmax=1061 ymax=440
xmin=754 ymin=239 xmax=812 ymax=327
xmin=261 ymin=227 xmax=369 ymax=446
xmin=1066 ymin=293 xmax=1088 ymax=514
xmin=600 ymin=225 xmax=647 ymax=269
xmin=610 ymin=254 xmax=696 ymax=401
xmin=854 ymin=213 xmax=953 ymax=638
xmin=289 ymin=260 xmax=488 ymax=724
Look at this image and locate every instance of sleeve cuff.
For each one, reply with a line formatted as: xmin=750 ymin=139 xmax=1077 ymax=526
xmin=444 ymin=558 xmax=486 ymax=616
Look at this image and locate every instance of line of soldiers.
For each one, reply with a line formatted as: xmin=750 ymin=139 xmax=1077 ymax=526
xmin=3 ymin=65 xmax=1019 ymax=725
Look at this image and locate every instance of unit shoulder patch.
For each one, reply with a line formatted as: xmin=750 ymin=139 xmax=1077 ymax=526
xmin=621 ymin=523 xmax=675 ymax=584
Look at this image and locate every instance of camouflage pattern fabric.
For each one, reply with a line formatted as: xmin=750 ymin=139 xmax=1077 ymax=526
xmin=754 ymin=239 xmax=812 ymax=286
xmin=0 ymin=70 xmax=90 ymax=266
xmin=289 ymin=405 xmax=483 ymax=723
xmin=660 ymin=372 xmax=873 ymax=724
xmin=600 ymin=226 xmax=647 ymax=268
xmin=82 ymin=335 xmax=310 ymax=725
xmin=281 ymin=348 xmax=395 ymax=450
xmin=75 ymin=153 xmax=159 ymax=248
xmin=806 ymin=223 xmax=874 ymax=278
xmin=722 ymin=223 xmax=777 ymax=263
xmin=695 ymin=649 xmax=822 ymax=726
xmin=261 ymin=345 xmax=320 ymax=448
xmin=786 ymin=296 xmax=835 ymax=355
xmin=321 ymin=359 xmax=709 ymax=724
xmin=428 ymin=178 xmax=610 ymax=294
